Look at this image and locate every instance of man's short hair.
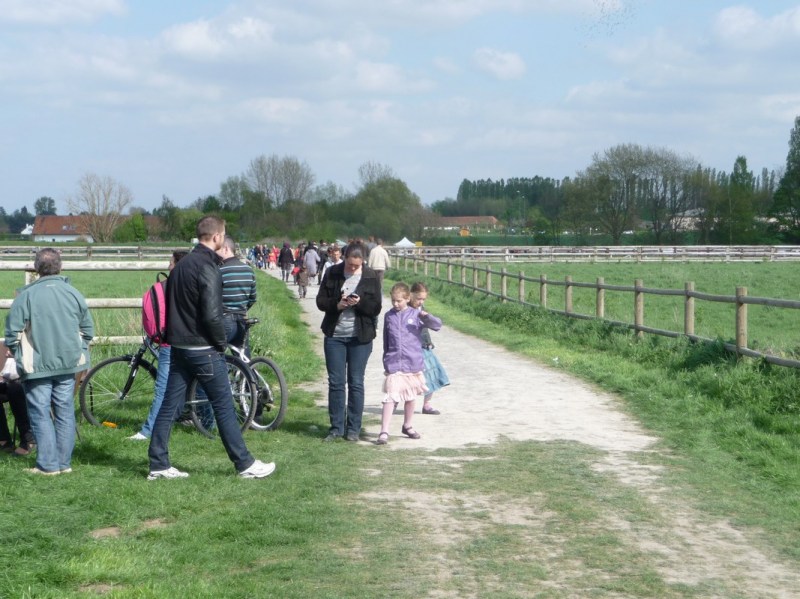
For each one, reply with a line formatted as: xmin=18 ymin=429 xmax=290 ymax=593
xmin=34 ymin=248 xmax=62 ymax=277
xmin=196 ymin=216 xmax=225 ymax=241
xmin=222 ymin=235 xmax=236 ymax=254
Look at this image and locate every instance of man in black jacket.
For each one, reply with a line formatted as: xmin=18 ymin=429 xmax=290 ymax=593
xmin=147 ymin=216 xmax=275 ymax=480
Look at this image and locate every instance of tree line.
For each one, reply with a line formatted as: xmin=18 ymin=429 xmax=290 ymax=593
xmin=4 ymin=116 xmax=800 ymax=246
xmin=437 ymin=116 xmax=800 ymax=245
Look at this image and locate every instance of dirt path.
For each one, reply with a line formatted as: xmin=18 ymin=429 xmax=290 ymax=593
xmin=267 ymin=268 xmax=800 ymax=597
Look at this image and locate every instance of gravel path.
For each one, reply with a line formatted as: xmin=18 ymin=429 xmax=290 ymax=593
xmin=265 ymin=267 xmax=800 ymax=597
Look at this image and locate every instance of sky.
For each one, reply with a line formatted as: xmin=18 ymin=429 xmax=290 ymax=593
xmin=1 ymin=0 xmax=799 ymax=216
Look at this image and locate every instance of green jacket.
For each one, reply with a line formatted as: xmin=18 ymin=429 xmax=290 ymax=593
xmin=4 ymin=275 xmax=94 ymax=380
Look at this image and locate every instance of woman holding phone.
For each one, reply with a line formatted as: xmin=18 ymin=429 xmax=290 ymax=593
xmin=316 ymin=241 xmax=382 ymax=442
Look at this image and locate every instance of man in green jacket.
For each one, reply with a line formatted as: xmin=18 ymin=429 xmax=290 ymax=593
xmin=4 ymin=248 xmax=94 ymax=475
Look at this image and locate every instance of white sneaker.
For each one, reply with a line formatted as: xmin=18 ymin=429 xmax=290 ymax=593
xmin=127 ymin=432 xmax=148 ymax=441
xmin=239 ymin=459 xmax=276 ymax=479
xmin=147 ymin=466 xmax=189 ymax=481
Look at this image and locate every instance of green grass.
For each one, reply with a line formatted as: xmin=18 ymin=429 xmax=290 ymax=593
xmin=2 ymin=264 xmax=800 ymax=597
xmin=388 ymin=268 xmax=800 ymax=563
xmin=417 ymin=260 xmax=800 ymax=356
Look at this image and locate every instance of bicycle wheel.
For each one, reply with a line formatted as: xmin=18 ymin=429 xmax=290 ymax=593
xmin=79 ymin=355 xmax=157 ymax=429
xmin=247 ymin=357 xmax=288 ymax=431
xmin=187 ymin=354 xmax=257 ymax=439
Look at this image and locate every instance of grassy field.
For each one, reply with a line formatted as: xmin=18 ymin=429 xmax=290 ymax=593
xmin=423 ymin=260 xmax=800 ymax=357
xmin=1 ymin=262 xmax=799 ymax=597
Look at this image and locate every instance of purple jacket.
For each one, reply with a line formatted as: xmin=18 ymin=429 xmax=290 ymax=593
xmin=382 ymin=307 xmax=442 ymax=374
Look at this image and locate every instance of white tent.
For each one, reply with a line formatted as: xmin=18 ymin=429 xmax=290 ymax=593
xmin=394 ymin=237 xmax=416 ymax=248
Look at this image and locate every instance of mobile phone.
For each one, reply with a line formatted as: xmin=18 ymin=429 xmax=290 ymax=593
xmin=347 ymin=293 xmax=359 ymax=299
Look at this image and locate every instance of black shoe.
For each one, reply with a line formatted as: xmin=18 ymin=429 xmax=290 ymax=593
xmin=323 ymin=432 xmax=342 ymax=442
xmin=345 ymin=432 xmax=360 ymax=442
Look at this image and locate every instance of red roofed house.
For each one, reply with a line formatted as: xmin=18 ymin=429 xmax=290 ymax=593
xmin=32 ymin=215 xmax=164 ymax=243
xmin=32 ymin=215 xmax=92 ymax=243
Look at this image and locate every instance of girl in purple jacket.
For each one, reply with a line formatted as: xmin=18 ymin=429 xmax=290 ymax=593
xmin=377 ymin=282 xmax=442 ymax=445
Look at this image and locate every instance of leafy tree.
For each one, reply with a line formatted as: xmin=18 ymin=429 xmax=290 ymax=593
xmin=152 ymin=195 xmax=183 ymax=240
xmin=218 ymin=175 xmax=248 ymax=211
xmin=112 ymin=213 xmax=148 ymax=242
xmin=561 ymin=177 xmax=595 ymax=244
xmin=637 ymin=148 xmax=695 ymax=244
xmin=66 ymin=173 xmax=133 ymax=242
xmin=726 ymin=156 xmax=757 ymax=243
xmin=771 ymin=115 xmax=800 ymax=240
xmin=6 ymin=207 xmax=34 ymax=234
xmin=34 ymin=196 xmax=57 ymax=215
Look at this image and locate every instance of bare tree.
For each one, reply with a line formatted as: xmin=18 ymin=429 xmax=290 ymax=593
xmin=358 ymin=161 xmax=395 ymax=188
xmin=67 ymin=173 xmax=133 ymax=242
xmin=246 ymin=154 xmax=315 ymax=214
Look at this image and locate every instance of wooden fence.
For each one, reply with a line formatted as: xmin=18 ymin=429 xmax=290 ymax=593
xmin=5 ymin=244 xmax=800 ymax=263
xmin=396 ymin=255 xmax=800 ymax=370
xmin=0 ymin=261 xmax=168 ymax=345
xmin=388 ymin=245 xmax=800 ymax=262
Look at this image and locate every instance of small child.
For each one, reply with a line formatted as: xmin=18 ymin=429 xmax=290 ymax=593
xmin=377 ymin=282 xmax=442 ymax=445
xmin=410 ymin=282 xmax=449 ymax=415
xmin=297 ymin=266 xmax=309 ymax=298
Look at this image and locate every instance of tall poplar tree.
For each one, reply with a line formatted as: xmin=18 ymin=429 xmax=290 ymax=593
xmin=771 ymin=116 xmax=800 ymax=240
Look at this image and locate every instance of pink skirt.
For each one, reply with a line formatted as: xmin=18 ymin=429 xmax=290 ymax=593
xmin=383 ymin=372 xmax=428 ymax=403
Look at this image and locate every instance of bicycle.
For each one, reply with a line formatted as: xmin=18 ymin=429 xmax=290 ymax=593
xmin=79 ymin=337 xmax=159 ymax=429
xmin=187 ymin=318 xmax=288 ymax=438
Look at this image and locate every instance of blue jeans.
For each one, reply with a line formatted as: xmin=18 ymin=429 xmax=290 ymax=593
xmin=148 ymin=348 xmax=254 ymax=473
xmin=323 ymin=336 xmax=373 ymax=436
xmin=139 ymin=345 xmax=171 ymax=438
xmin=22 ymin=374 xmax=77 ymax=472
xmin=223 ymin=314 xmax=248 ymax=355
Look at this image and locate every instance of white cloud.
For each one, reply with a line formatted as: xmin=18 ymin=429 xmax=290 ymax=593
xmin=713 ymin=5 xmax=800 ymax=50
xmin=161 ymin=16 xmax=274 ymax=61
xmin=355 ymin=61 xmax=434 ymax=93
xmin=0 ymin=0 xmax=124 ymax=24
xmin=432 ymin=56 xmax=460 ymax=74
xmin=241 ymin=97 xmax=310 ymax=124
xmin=473 ymin=47 xmax=526 ymax=80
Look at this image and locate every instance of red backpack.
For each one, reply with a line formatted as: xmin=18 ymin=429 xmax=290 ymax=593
xmin=142 ymin=272 xmax=169 ymax=343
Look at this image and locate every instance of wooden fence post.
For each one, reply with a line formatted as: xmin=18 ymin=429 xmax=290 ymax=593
xmin=435 ymin=260 xmax=440 ymax=278
xmin=472 ymin=266 xmax=478 ymax=295
xmin=518 ymin=271 xmax=525 ymax=303
xmin=634 ymin=279 xmax=644 ymax=339
xmin=486 ymin=267 xmax=492 ymax=295
xmin=447 ymin=260 xmax=453 ymax=282
xmin=424 ymin=259 xmax=429 ymax=276
xmin=565 ymin=275 xmax=573 ymax=314
xmin=540 ymin=274 xmax=547 ymax=308
xmin=685 ymin=282 xmax=695 ymax=336
xmin=461 ymin=260 xmax=466 ymax=286
xmin=736 ymin=286 xmax=748 ymax=353
xmin=500 ymin=268 xmax=508 ymax=303
xmin=596 ymin=277 xmax=605 ymax=318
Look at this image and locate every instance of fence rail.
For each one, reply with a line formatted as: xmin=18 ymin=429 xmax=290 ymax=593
xmin=0 ymin=260 xmax=168 ymax=345
xmin=396 ymin=255 xmax=800 ymax=369
xmin=0 ymin=245 xmax=186 ymax=261
xmin=389 ymin=245 xmax=800 ymax=262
